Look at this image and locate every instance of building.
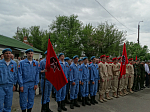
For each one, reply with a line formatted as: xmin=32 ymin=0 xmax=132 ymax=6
xmin=0 ymin=35 xmax=42 ymax=59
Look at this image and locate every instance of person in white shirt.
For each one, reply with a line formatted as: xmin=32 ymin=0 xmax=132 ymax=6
xmin=145 ymin=61 xmax=150 ymax=88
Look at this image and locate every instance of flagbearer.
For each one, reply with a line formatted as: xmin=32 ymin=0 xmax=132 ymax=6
xmin=18 ymin=49 xmax=39 ymax=112
xmin=56 ymin=53 xmax=68 ymax=112
xmin=39 ymin=51 xmax=53 ymax=112
xmin=128 ymin=58 xmax=134 ymax=93
xmin=69 ymin=55 xmax=81 ymax=109
xmin=0 ymin=48 xmax=17 ymax=112
xmin=118 ymin=57 xmax=124 ymax=96
xmin=89 ymin=56 xmax=99 ymax=105
xmin=80 ymin=57 xmax=91 ymax=106
xmin=112 ymin=57 xmax=120 ymax=98
xmin=64 ymin=57 xmax=71 ymax=104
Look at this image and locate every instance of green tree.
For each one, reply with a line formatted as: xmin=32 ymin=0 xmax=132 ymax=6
xmin=49 ymin=14 xmax=83 ymax=58
xmin=126 ymin=41 xmax=149 ymax=61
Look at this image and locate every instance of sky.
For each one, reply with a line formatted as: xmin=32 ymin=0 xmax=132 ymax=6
xmin=0 ymin=0 xmax=150 ymax=49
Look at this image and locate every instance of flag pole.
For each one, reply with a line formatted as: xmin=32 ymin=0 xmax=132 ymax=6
xmin=41 ymin=34 xmax=50 ymax=111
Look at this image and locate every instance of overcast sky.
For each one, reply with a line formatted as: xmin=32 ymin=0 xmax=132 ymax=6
xmin=0 ymin=0 xmax=150 ymax=49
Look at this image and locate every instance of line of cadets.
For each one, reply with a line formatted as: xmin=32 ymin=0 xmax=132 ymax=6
xmin=0 ymin=48 xmax=140 ymax=112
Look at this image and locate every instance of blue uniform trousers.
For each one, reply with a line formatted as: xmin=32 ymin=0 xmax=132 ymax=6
xmin=81 ymin=80 xmax=89 ymax=97
xmin=56 ymin=85 xmax=66 ymax=102
xmin=90 ymin=79 xmax=98 ymax=96
xmin=70 ymin=80 xmax=79 ymax=100
xmin=19 ymin=82 xmax=35 ymax=110
xmin=41 ymin=78 xmax=52 ymax=104
xmin=66 ymin=80 xmax=70 ymax=96
xmin=0 ymin=84 xmax=13 ymax=112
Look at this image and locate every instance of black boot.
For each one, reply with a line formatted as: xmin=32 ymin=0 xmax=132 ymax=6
xmin=46 ymin=102 xmax=53 ymax=112
xmin=85 ymin=97 xmax=91 ymax=106
xmin=74 ymin=99 xmax=80 ymax=107
xmin=27 ymin=108 xmax=32 ymax=112
xmin=82 ymin=97 xmax=85 ymax=106
xmin=61 ymin=100 xmax=67 ymax=111
xmin=22 ymin=110 xmax=26 ymax=112
xmin=65 ymin=96 xmax=70 ymax=104
xmin=94 ymin=96 xmax=98 ymax=104
xmin=90 ymin=96 xmax=95 ymax=105
xmin=70 ymin=100 xmax=74 ymax=109
xmin=57 ymin=102 xmax=61 ymax=112
xmin=41 ymin=104 xmax=47 ymax=112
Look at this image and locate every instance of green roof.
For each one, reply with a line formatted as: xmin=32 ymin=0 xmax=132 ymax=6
xmin=0 ymin=35 xmax=42 ymax=53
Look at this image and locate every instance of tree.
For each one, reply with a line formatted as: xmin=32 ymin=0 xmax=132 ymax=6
xmin=125 ymin=41 xmax=150 ymax=61
xmin=80 ymin=22 xmax=126 ymax=58
xmin=49 ymin=14 xmax=83 ymax=58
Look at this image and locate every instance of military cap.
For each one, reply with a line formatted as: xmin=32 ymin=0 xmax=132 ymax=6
xmin=44 ymin=51 xmax=47 ymax=54
xmin=90 ymin=56 xmax=96 ymax=60
xmin=106 ymin=56 xmax=109 ymax=59
xmin=64 ymin=57 xmax=70 ymax=61
xmin=73 ymin=55 xmax=78 ymax=59
xmin=118 ymin=57 xmax=122 ymax=60
xmin=58 ymin=53 xmax=64 ymax=58
xmin=100 ymin=55 xmax=106 ymax=58
xmin=129 ymin=58 xmax=133 ymax=61
xmin=83 ymin=57 xmax=88 ymax=60
xmin=78 ymin=59 xmax=82 ymax=62
xmin=2 ymin=48 xmax=12 ymax=54
xmin=112 ymin=57 xmax=117 ymax=61
xmin=25 ymin=49 xmax=34 ymax=53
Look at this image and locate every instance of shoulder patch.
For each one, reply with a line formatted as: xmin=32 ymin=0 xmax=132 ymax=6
xmin=70 ymin=69 xmax=71 ymax=71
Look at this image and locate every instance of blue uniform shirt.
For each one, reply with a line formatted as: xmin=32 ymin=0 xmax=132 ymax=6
xmin=18 ymin=58 xmax=39 ymax=87
xmin=89 ymin=63 xmax=100 ymax=81
xmin=80 ymin=63 xmax=90 ymax=82
xmin=59 ymin=60 xmax=68 ymax=79
xmin=0 ymin=59 xmax=17 ymax=85
xmin=69 ymin=62 xmax=80 ymax=82
xmin=38 ymin=58 xmax=46 ymax=79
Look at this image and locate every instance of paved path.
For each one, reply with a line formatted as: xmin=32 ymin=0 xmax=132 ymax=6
xmin=12 ymin=88 xmax=150 ymax=112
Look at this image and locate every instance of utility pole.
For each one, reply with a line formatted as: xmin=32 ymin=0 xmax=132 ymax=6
xmin=137 ymin=21 xmax=143 ymax=44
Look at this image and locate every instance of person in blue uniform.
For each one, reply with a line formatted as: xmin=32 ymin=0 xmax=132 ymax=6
xmin=64 ymin=57 xmax=71 ymax=104
xmin=56 ymin=53 xmax=68 ymax=112
xmin=0 ymin=48 xmax=17 ymax=112
xmin=39 ymin=51 xmax=53 ymax=112
xmin=69 ymin=55 xmax=81 ymax=109
xmin=80 ymin=57 xmax=91 ymax=106
xmin=89 ymin=56 xmax=99 ymax=105
xmin=18 ymin=49 xmax=39 ymax=112
xmin=78 ymin=59 xmax=83 ymax=102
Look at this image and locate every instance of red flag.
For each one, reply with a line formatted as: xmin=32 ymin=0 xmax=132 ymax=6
xmin=135 ymin=55 xmax=137 ymax=60
xmin=45 ymin=37 xmax=68 ymax=91
xmin=120 ymin=43 xmax=128 ymax=78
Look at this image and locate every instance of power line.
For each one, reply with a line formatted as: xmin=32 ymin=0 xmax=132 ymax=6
xmin=95 ymin=0 xmax=134 ymax=32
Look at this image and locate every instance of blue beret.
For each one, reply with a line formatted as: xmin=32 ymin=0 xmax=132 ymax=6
xmin=58 ymin=53 xmax=64 ymax=58
xmin=90 ymin=56 xmax=95 ymax=60
xmin=2 ymin=48 xmax=12 ymax=54
xmin=44 ymin=51 xmax=47 ymax=54
xmin=83 ymin=57 xmax=88 ymax=60
xmin=73 ymin=55 xmax=78 ymax=59
xmin=25 ymin=49 xmax=34 ymax=53
xmin=78 ymin=59 xmax=82 ymax=62
xmin=64 ymin=57 xmax=70 ymax=61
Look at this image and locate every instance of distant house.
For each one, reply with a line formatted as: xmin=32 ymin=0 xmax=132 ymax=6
xmin=0 ymin=35 xmax=42 ymax=59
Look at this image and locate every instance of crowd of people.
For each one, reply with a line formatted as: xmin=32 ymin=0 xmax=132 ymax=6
xmin=0 ymin=48 xmax=150 ymax=112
